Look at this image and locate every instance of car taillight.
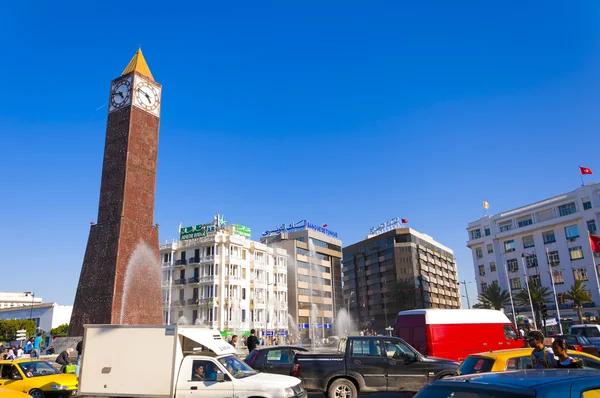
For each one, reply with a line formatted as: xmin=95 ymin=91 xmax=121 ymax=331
xmin=292 ymin=364 xmax=300 ymax=377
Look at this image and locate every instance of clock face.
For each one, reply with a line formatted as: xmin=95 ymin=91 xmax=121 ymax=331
xmin=109 ymin=77 xmax=132 ymax=112
xmin=134 ymin=81 xmax=161 ymax=114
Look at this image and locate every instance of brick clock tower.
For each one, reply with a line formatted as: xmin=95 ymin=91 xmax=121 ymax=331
xmin=69 ymin=50 xmax=164 ymax=336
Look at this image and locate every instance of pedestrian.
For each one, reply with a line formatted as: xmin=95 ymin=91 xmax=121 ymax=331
xmin=528 ymin=331 xmax=557 ymax=369
xmin=56 ymin=348 xmax=74 ymax=373
xmin=25 ymin=338 xmax=34 ymax=355
xmin=75 ymin=340 xmax=83 ymax=377
xmin=230 ymin=335 xmax=238 ymax=348
xmin=7 ymin=346 xmax=17 ymax=360
xmin=246 ymin=329 xmax=260 ymax=353
xmin=519 ymin=328 xmax=525 ymax=338
xmin=32 ymin=333 xmax=43 ymax=359
xmin=16 ymin=346 xmax=24 ymax=358
xmin=552 ymin=337 xmax=582 ymax=368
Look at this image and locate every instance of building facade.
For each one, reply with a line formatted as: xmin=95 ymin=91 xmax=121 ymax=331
xmin=0 ymin=303 xmax=72 ymax=334
xmin=467 ymin=183 xmax=600 ymax=325
xmin=0 ymin=292 xmax=42 ymax=309
xmin=261 ymin=221 xmax=343 ymax=343
xmin=161 ymin=217 xmax=288 ymax=342
xmin=343 ymin=228 xmax=461 ymax=332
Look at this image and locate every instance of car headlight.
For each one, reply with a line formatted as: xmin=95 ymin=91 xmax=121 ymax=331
xmin=285 ymin=387 xmax=295 ymax=397
xmin=50 ymin=384 xmax=69 ymax=390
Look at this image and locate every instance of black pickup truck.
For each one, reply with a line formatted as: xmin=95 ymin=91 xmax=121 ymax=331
xmin=292 ymin=335 xmax=458 ymax=398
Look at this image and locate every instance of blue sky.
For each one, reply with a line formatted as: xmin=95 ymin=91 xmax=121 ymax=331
xmin=1 ymin=1 xmax=600 ymax=308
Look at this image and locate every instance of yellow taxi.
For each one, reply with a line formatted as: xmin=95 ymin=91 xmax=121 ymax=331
xmin=457 ymin=347 xmax=600 ymax=375
xmin=0 ymin=387 xmax=31 ymax=398
xmin=0 ymin=359 xmax=77 ymax=398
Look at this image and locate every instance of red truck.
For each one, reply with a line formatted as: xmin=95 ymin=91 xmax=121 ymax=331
xmin=395 ymin=309 xmax=523 ymax=361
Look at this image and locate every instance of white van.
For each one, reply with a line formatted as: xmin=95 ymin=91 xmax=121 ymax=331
xmin=569 ymin=325 xmax=600 ymax=349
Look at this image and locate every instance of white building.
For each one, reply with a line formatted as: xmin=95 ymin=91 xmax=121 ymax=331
xmin=0 ymin=292 xmax=43 ymax=309
xmin=161 ymin=216 xmax=289 ymax=343
xmin=467 ymin=183 xmax=600 ymax=325
xmin=0 ymin=303 xmax=72 ymax=334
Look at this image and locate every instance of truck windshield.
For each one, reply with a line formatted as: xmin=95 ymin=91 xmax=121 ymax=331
xmin=218 ymin=355 xmax=258 ymax=379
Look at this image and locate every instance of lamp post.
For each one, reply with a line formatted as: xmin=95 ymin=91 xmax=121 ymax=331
xmin=24 ymin=292 xmax=35 ymax=322
xmin=459 ymin=281 xmax=471 ymax=309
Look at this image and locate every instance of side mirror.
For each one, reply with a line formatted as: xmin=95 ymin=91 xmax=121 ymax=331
xmin=216 ymin=373 xmax=225 ymax=382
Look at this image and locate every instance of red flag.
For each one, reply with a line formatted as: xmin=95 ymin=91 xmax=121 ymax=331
xmin=590 ymin=234 xmax=600 ymax=252
xmin=580 ymin=166 xmax=593 ymax=175
xmin=321 ymin=223 xmax=328 ymax=228
xmin=401 ymin=218 xmax=409 ymax=224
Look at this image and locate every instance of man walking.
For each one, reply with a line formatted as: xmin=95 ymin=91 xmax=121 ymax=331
xmin=230 ymin=335 xmax=239 ymax=348
xmin=528 ymin=331 xmax=557 ymax=369
xmin=247 ymin=329 xmax=259 ymax=353
xmin=32 ymin=333 xmax=43 ymax=359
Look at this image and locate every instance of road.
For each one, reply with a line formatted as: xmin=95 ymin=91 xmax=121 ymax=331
xmin=309 ymin=393 xmax=414 ymax=398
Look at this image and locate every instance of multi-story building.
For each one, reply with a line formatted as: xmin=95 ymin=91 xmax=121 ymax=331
xmin=0 ymin=292 xmax=42 ymax=309
xmin=261 ymin=220 xmax=343 ymax=343
xmin=467 ymin=183 xmax=600 ymax=325
xmin=343 ymin=224 xmax=461 ymax=332
xmin=0 ymin=303 xmax=72 ymax=335
xmin=161 ymin=215 xmax=288 ymax=343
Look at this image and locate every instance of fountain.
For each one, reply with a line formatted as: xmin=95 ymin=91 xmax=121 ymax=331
xmin=335 ymin=308 xmax=356 ymax=337
xmin=287 ymin=314 xmax=299 ymax=345
xmin=177 ymin=316 xmax=190 ymax=325
xmin=307 ymin=239 xmax=325 ymax=350
xmin=119 ymin=242 xmax=163 ymax=324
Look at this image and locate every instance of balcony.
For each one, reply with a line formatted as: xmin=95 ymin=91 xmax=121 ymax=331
xmin=225 ymin=275 xmax=242 ymax=282
xmin=187 ymin=298 xmax=200 ymax=306
xmin=250 ymin=280 xmax=267 ymax=288
xmin=201 ymin=255 xmax=215 ymax=263
xmin=251 ymin=299 xmax=266 ymax=308
xmin=199 ymin=275 xmax=216 ymax=283
xmin=172 ymin=300 xmax=185 ymax=307
xmin=175 ymin=259 xmax=187 ymax=266
xmin=187 ymin=277 xmax=200 ymax=284
xmin=173 ymin=279 xmax=186 ymax=286
xmin=188 ymin=257 xmax=200 ymax=264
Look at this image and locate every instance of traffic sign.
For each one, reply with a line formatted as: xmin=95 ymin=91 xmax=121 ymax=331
xmin=16 ymin=329 xmax=27 ymax=341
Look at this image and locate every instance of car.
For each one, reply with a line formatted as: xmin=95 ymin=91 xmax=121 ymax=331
xmin=0 ymin=359 xmax=78 ymax=398
xmin=570 ymin=325 xmax=600 ymax=349
xmin=415 ymin=369 xmax=600 ymax=397
xmin=550 ymin=334 xmax=600 ymax=357
xmin=456 ymin=348 xmax=600 ymax=375
xmin=244 ymin=345 xmax=308 ymax=375
xmin=0 ymin=388 xmax=31 ymax=398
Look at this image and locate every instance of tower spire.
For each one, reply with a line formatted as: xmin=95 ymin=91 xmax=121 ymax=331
xmin=122 ymin=48 xmax=154 ymax=81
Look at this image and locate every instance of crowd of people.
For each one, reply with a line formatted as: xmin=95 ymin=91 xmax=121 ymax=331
xmin=1 ymin=333 xmax=44 ymax=360
xmin=527 ymin=330 xmax=583 ymax=369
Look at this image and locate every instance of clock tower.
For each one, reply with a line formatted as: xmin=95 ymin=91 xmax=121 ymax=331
xmin=69 ymin=50 xmax=164 ymax=336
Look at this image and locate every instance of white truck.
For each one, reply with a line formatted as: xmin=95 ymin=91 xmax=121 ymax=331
xmin=78 ymin=325 xmax=307 ymax=398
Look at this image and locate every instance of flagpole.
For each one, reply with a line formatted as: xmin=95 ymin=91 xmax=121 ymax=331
xmin=546 ymin=247 xmax=563 ymax=334
xmin=588 ymin=232 xmax=600 ymax=300
xmin=579 ymin=166 xmax=586 ymax=187
xmin=521 ymin=255 xmax=538 ymax=330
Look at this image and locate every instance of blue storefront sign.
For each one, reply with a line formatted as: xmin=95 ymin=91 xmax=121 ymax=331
xmin=277 ymin=330 xmax=289 ymax=336
xmin=266 ymin=331 xmax=274 ymax=336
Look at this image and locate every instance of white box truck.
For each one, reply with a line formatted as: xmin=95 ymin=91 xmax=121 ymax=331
xmin=78 ymin=325 xmax=306 ymax=398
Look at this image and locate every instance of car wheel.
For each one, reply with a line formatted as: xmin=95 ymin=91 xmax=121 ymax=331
xmin=328 ymin=379 xmax=357 ymax=398
xmin=29 ymin=389 xmax=45 ymax=398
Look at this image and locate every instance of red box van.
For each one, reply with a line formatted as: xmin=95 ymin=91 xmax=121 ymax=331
xmin=395 ymin=309 xmax=523 ymax=361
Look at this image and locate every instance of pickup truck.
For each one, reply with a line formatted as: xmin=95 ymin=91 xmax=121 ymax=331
xmin=78 ymin=325 xmax=306 ymax=398
xmin=292 ymin=335 xmax=458 ymax=398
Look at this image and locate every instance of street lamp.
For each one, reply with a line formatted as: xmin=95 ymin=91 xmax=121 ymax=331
xmin=459 ymin=281 xmax=471 ymax=309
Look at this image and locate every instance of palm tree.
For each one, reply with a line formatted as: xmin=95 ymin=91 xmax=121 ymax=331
xmin=564 ymin=280 xmax=592 ymax=325
xmin=514 ymin=285 xmax=552 ymax=329
xmin=478 ymin=284 xmax=510 ymax=310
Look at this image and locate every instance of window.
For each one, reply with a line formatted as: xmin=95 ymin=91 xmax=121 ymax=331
xmin=565 ymin=224 xmax=580 ymax=239
xmin=475 ymin=247 xmax=483 ymax=259
xmin=543 ymin=231 xmax=556 ymax=244
xmin=522 ymin=235 xmax=535 ymax=248
xmin=574 ymin=268 xmax=589 ymax=281
xmin=484 ymin=228 xmax=491 ymax=236
xmin=487 ymin=244 xmax=494 ymax=254
xmin=480 ymin=281 xmax=488 ymax=291
xmin=510 ymin=277 xmax=522 ymax=290
xmin=192 ymin=310 xmax=198 ymax=324
xmin=503 ymin=325 xmax=517 ymax=340
xmin=570 ymin=246 xmax=584 ymax=260
xmin=242 ymin=288 xmax=246 ymax=300
xmin=383 ymin=340 xmax=416 ymax=361
xmin=242 ymin=309 xmax=246 ymax=322
xmin=528 ymin=274 xmax=541 ymax=288
xmin=490 ymin=262 xmax=497 ymax=272
xmin=518 ymin=218 xmax=533 ymax=228
xmin=507 ymin=259 xmax=519 ymax=272
xmin=500 ymin=222 xmax=513 ymax=232
xmin=470 ymin=229 xmax=482 ymax=240
xmin=525 ymin=254 xmax=538 ymax=268
xmin=552 ymin=271 xmax=564 ymax=285
xmin=548 ymin=250 xmax=560 ymax=266
xmin=583 ymin=201 xmax=593 ymax=210
xmin=478 ymin=265 xmax=485 ymax=276
xmin=588 ymin=220 xmax=597 ymax=234
xmin=266 ymin=349 xmax=293 ymax=364
xmin=351 ymin=339 xmax=383 ymax=357
xmin=504 ymin=240 xmax=515 ymax=253
xmin=559 ymin=202 xmax=577 ymax=217
xmin=191 ymin=360 xmax=220 ymax=381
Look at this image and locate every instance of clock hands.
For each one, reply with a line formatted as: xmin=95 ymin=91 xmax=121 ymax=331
xmin=137 ymin=87 xmax=152 ymax=104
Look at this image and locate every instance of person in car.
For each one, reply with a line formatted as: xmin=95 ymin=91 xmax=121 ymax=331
xmin=192 ymin=364 xmax=206 ymax=381
xmin=552 ymin=337 xmax=582 ymax=369
xmin=528 ymin=331 xmax=557 ymax=369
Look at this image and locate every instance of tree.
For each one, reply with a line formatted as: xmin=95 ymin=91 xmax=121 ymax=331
xmin=478 ymin=284 xmax=510 ymax=310
xmin=50 ymin=324 xmax=69 ymax=337
xmin=0 ymin=319 xmax=36 ymax=342
xmin=514 ymin=285 xmax=552 ymax=329
xmin=564 ymin=280 xmax=592 ymax=325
